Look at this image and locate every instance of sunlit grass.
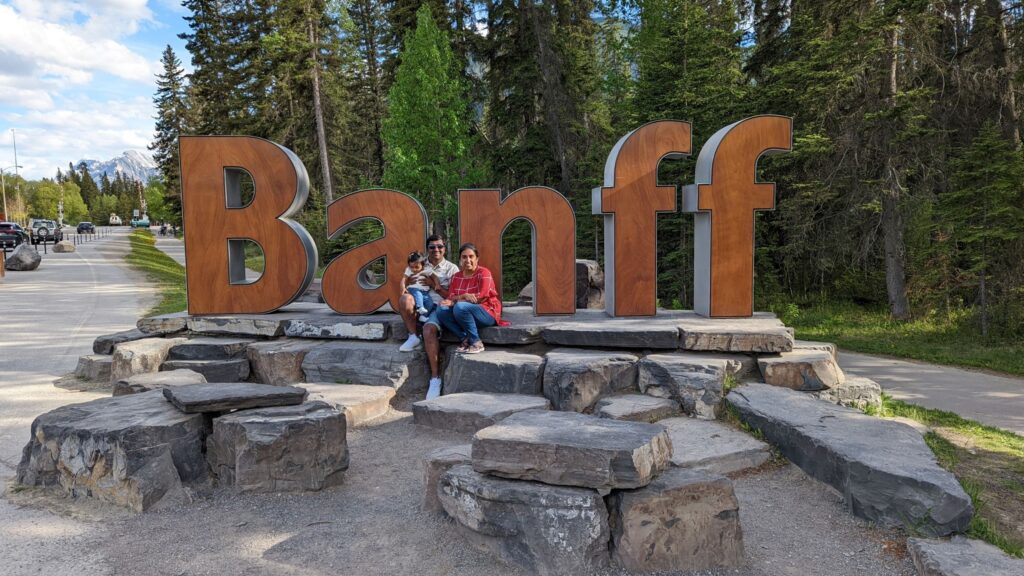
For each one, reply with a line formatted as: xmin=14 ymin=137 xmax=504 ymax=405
xmin=124 ymin=229 xmax=186 ymax=316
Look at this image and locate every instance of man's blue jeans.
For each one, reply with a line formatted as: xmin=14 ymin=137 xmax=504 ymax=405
xmin=435 ymin=301 xmax=496 ymax=344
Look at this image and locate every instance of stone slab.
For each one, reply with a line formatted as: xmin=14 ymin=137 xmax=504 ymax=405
xmin=137 ymin=312 xmax=188 ymax=335
xmin=422 ymin=444 xmax=471 ymax=513
xmin=660 ymin=417 xmax=771 ymax=475
xmin=794 ymin=339 xmax=838 ymax=360
xmin=163 ymin=383 xmax=307 ymax=414
xmin=638 ymin=353 xmax=728 ymax=419
xmin=542 ymin=348 xmax=638 ymax=412
xmin=301 ymin=340 xmax=428 ymax=394
xmin=206 ymin=401 xmax=348 ymax=492
xmin=442 ymin=349 xmax=544 ymax=395
xmin=94 ymin=328 xmax=150 ymax=355
xmin=110 ymin=337 xmax=187 ymax=381
xmin=113 ymin=369 xmax=208 ymax=396
xmin=678 ymin=313 xmax=793 ymax=353
xmin=472 ymin=410 xmax=672 ymax=491
xmin=727 ymin=383 xmax=973 ymax=536
xmin=168 ymin=337 xmax=254 ymax=360
xmin=907 ymin=536 xmax=1024 ymax=576
xmin=758 ymin=349 xmax=845 ymax=392
xmin=413 ymin=392 xmax=550 ymax=433
xmin=594 ymin=394 xmax=681 ymax=423
xmin=439 ymin=464 xmax=609 ymax=576
xmin=300 ymin=383 xmax=395 ymax=427
xmin=608 ymin=468 xmax=743 ymax=572
xmin=161 ymin=358 xmax=250 ymax=383
xmin=246 ymin=339 xmax=323 ymax=385
xmin=75 ymin=354 xmax=112 ymax=382
xmin=812 ymin=375 xmax=882 ymax=411
xmin=283 ymin=314 xmax=394 ymax=340
xmin=16 ymin=390 xmax=206 ymax=511
xmin=543 ymin=311 xmax=680 ymax=349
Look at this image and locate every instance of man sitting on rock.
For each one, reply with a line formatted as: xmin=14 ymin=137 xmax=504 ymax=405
xmin=397 ymin=234 xmax=459 ymax=398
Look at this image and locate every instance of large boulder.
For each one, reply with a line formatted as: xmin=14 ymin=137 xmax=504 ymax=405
xmin=593 ymin=394 xmax=681 ymax=423
xmin=206 ymin=401 xmax=348 ymax=492
xmin=112 ymin=369 xmax=207 ymax=396
xmin=438 ymin=464 xmax=609 ymax=576
xmin=161 ymin=358 xmax=250 ymax=382
xmin=575 ymin=259 xmax=605 ymax=309
xmin=163 ymin=383 xmax=307 ymax=414
xmin=542 ymin=349 xmax=638 ymax=412
xmin=661 ymin=417 xmax=770 ymax=475
xmin=727 ymin=384 xmax=973 ymax=536
xmin=638 ymin=353 xmax=730 ymax=419
xmin=907 ymin=536 xmax=1024 ymax=576
xmin=608 ymin=468 xmax=744 ymax=572
xmin=16 ymin=390 xmax=207 ymax=511
xmin=442 ymin=350 xmax=545 ymax=395
xmin=4 ymin=243 xmax=41 ymax=271
xmin=300 ymin=383 xmax=394 ymax=427
xmin=812 ymin=374 xmax=882 ymax=411
xmin=301 ymin=341 xmax=428 ymax=395
xmin=74 ymin=354 xmax=112 ymax=382
xmin=110 ymin=337 xmax=187 ymax=381
xmin=757 ymin=349 xmax=845 ymax=392
xmin=413 ymin=392 xmax=549 ymax=433
xmin=93 ymin=328 xmax=150 ymax=354
xmin=168 ymin=337 xmax=254 ymax=360
xmin=472 ymin=410 xmax=672 ymax=491
xmin=246 ymin=339 xmax=324 ymax=385
xmin=677 ymin=314 xmax=794 ymax=353
xmin=52 ymin=240 xmax=75 ymax=253
xmin=422 ymin=444 xmax=472 ymax=513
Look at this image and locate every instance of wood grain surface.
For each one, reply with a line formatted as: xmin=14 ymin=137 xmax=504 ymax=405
xmin=322 ymin=189 xmax=427 ymax=314
xmin=459 ymin=187 xmax=576 ymax=314
xmin=180 ymin=136 xmax=316 ymax=315
xmin=594 ymin=121 xmax=692 ymax=316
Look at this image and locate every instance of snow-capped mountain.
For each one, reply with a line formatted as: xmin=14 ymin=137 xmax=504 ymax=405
xmin=76 ymin=150 xmax=158 ymax=183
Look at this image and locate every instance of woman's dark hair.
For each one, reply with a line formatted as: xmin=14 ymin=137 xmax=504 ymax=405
xmin=408 ymin=251 xmax=426 ymax=264
xmin=457 ymin=243 xmax=478 ymax=257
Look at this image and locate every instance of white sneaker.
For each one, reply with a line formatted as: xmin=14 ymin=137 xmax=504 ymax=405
xmin=418 ymin=314 xmax=430 ymax=323
xmin=426 ymin=377 xmax=442 ymax=399
xmin=399 ymin=334 xmax=421 ymax=352
xmin=416 ymin=306 xmax=429 ymax=315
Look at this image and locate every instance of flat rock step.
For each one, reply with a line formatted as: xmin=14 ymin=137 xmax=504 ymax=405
xmin=247 ymin=339 xmax=324 ymax=385
xmin=168 ymin=337 xmax=255 ymax=360
xmin=907 ymin=536 xmax=1024 ymax=576
xmin=75 ymin=354 xmax=112 ymax=382
xmin=422 ymin=444 xmax=472 ymax=513
xmin=472 ymin=410 xmax=672 ymax=491
xmin=757 ymin=349 xmax=845 ymax=391
xmin=161 ymin=358 xmax=250 ymax=382
xmin=113 ymin=369 xmax=207 ymax=396
xmin=812 ymin=375 xmax=882 ymax=410
xmin=111 ymin=337 xmax=186 ymax=381
xmin=301 ymin=341 xmax=428 ymax=395
xmin=413 ymin=392 xmax=550 ymax=433
xmin=163 ymin=383 xmax=308 ymax=413
xmin=94 ymin=328 xmax=150 ymax=355
xmin=660 ymin=417 xmax=770 ymax=475
xmin=593 ymin=394 xmax=680 ymax=422
xmin=542 ymin=348 xmax=639 ymax=412
xmin=300 ymin=383 xmax=395 ymax=427
xmin=638 ymin=353 xmax=729 ymax=419
xmin=727 ymin=383 xmax=972 ymax=536
xmin=442 ymin=350 xmax=544 ymax=395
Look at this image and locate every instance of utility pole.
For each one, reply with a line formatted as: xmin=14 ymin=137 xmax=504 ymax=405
xmin=10 ymin=130 xmax=19 ymax=201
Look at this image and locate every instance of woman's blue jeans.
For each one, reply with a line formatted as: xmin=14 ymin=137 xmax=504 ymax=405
xmin=435 ymin=301 xmax=496 ymax=344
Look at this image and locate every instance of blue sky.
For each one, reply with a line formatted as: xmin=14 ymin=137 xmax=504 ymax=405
xmin=0 ymin=0 xmax=190 ymax=179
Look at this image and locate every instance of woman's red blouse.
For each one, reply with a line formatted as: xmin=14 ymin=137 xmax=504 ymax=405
xmin=447 ymin=265 xmax=503 ymax=322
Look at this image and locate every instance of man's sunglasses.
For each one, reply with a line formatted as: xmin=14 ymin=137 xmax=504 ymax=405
xmin=427 ymin=244 xmax=445 ymax=250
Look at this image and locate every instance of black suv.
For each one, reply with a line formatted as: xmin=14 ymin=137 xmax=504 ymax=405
xmin=0 ymin=222 xmax=27 ymax=247
xmin=77 ymin=221 xmax=95 ymax=234
xmin=30 ymin=219 xmax=64 ymax=244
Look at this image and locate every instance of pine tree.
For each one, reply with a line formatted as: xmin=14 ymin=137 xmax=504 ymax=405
xmin=150 ymin=45 xmax=189 ymax=225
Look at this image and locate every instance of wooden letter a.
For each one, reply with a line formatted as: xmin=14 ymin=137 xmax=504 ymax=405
xmin=683 ymin=115 xmax=792 ymax=317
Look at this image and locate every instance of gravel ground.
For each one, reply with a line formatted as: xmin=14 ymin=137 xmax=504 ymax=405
xmin=4 ymin=407 xmax=914 ymax=576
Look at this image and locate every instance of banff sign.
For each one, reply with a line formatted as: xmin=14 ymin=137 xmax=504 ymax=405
xmin=180 ymin=116 xmax=792 ymax=319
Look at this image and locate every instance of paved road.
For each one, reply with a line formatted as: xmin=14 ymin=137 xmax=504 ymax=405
xmin=0 ymin=228 xmax=154 ymax=575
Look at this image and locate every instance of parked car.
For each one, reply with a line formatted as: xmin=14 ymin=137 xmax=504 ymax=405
xmin=77 ymin=221 xmax=96 ymax=234
xmin=109 ymin=214 xmax=123 ymax=226
xmin=131 ymin=216 xmax=150 ymax=228
xmin=0 ymin=222 xmax=28 ymax=247
xmin=29 ymin=219 xmax=64 ymax=244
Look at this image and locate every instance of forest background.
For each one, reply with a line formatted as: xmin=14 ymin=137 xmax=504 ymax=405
xmin=7 ymin=0 xmax=1024 ymax=361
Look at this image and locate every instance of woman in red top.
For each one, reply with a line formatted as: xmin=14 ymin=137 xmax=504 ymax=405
xmin=435 ymin=243 xmax=504 ymax=354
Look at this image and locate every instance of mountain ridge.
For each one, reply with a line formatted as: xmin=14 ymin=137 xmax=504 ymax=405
xmin=75 ymin=150 xmax=158 ymax=184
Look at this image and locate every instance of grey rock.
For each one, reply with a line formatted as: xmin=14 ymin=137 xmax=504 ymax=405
xmin=422 ymin=444 xmax=472 ymax=513
xmin=542 ymin=349 xmax=638 ymax=412
xmin=4 ymin=244 xmax=41 ymax=271
xmin=137 ymin=312 xmax=188 ymax=335
xmin=75 ymin=354 xmax=112 ymax=382
xmin=246 ymin=339 xmax=324 ymax=385
xmin=544 ymin=316 xmax=680 ymax=349
xmin=110 ymin=337 xmax=187 ymax=381
xmin=794 ymin=339 xmax=838 ymax=360
xmin=52 ymin=240 xmax=75 ymax=253
xmin=442 ymin=349 xmax=544 ymax=395
xmin=113 ymin=369 xmax=208 ymax=396
xmin=471 ymin=307 xmax=550 ymax=345
xmin=168 ymin=337 xmax=254 ymax=360
xmin=907 ymin=536 xmax=1024 ymax=576
xmin=638 ymin=353 xmax=730 ymax=419
xmin=301 ymin=341 xmax=428 ymax=395
xmin=163 ymin=383 xmax=307 ymax=414
xmin=594 ymin=394 xmax=681 ymax=423
xmin=188 ymin=315 xmax=288 ymax=337
xmin=678 ymin=313 xmax=793 ymax=353
xmin=16 ymin=390 xmax=206 ymax=511
xmin=727 ymin=383 xmax=973 ymax=536
xmin=93 ymin=328 xmax=150 ymax=354
xmin=438 ymin=464 xmax=609 ymax=576
xmin=661 ymin=417 xmax=770 ymax=475
xmin=575 ymin=259 xmax=605 ymax=309
xmin=206 ymin=401 xmax=348 ymax=492
xmin=472 ymin=410 xmax=672 ymax=491
xmin=609 ymin=468 xmax=744 ymax=572
xmin=812 ymin=375 xmax=882 ymax=411
xmin=283 ymin=314 xmax=393 ymax=340
xmin=758 ymin=349 xmax=845 ymax=392
xmin=413 ymin=392 xmax=549 ymax=433
xmin=161 ymin=358 xmax=250 ymax=382
xmin=300 ymin=383 xmax=395 ymax=428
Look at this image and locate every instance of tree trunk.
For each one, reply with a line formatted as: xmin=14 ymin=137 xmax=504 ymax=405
xmin=979 ymin=267 xmax=988 ymax=337
xmin=983 ymin=0 xmax=1020 ymax=145
xmin=881 ymin=24 xmax=911 ymax=320
xmin=308 ymin=18 xmax=334 ymax=204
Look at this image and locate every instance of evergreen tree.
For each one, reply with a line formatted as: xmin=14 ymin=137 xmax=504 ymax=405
xmin=150 ymin=45 xmax=189 ymax=225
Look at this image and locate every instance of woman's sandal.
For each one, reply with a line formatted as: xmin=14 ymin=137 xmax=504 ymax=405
xmin=456 ymin=340 xmax=471 ymax=353
xmin=465 ymin=342 xmax=485 ymax=354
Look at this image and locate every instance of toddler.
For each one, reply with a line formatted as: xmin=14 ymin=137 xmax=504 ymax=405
xmin=403 ymin=252 xmax=437 ymax=322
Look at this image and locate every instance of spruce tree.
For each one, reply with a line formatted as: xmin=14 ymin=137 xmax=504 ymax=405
xmin=150 ymin=45 xmax=189 ymax=225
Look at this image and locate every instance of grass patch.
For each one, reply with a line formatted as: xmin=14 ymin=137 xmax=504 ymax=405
xmin=876 ymin=395 xmax=1024 ymax=557
xmin=779 ymin=301 xmax=1024 ymax=377
xmin=124 ymin=229 xmax=186 ymax=316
